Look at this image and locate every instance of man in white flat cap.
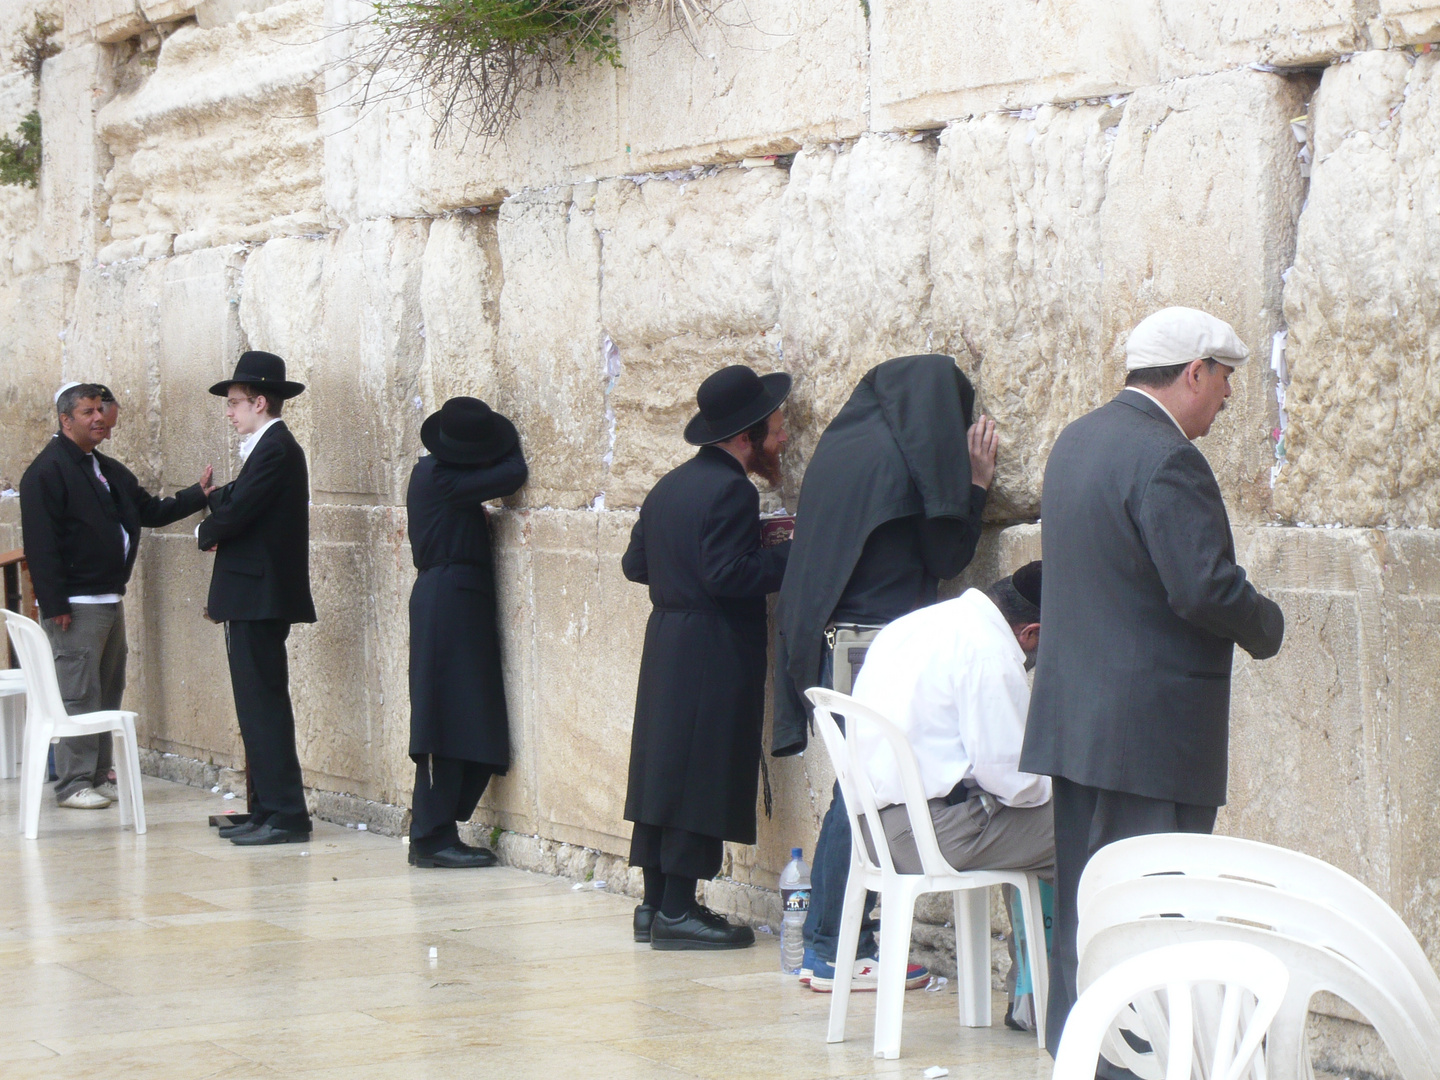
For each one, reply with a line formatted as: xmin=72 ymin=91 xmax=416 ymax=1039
xmin=1020 ymin=307 xmax=1286 ymax=1057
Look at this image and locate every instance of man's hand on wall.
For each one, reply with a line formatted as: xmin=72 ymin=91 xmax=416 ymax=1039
xmin=200 ymin=465 xmax=216 ymax=496
xmin=969 ymin=415 xmax=999 ymax=490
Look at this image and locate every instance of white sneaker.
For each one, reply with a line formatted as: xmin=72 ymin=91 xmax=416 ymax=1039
xmin=95 ymin=781 xmax=119 ymax=801
xmin=58 ymin=787 xmax=112 ymax=809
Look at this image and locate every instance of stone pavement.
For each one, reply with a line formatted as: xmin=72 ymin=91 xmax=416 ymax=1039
xmin=0 ymin=775 xmax=1054 ymax=1079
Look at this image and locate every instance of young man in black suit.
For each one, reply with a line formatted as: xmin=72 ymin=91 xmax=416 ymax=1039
xmin=198 ymin=352 xmax=318 ymax=846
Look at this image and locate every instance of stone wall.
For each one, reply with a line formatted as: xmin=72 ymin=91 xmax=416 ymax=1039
xmin=3 ymin=0 xmax=1440 ymax=1068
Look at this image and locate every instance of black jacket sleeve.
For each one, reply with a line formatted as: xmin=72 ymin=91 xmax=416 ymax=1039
xmin=198 ymin=438 xmax=291 ymax=550
xmin=1138 ymin=443 xmax=1285 ymax=659
xmin=19 ymin=458 xmax=70 ymax=619
xmin=918 ymin=484 xmax=988 ymax=580
xmin=622 ymin=515 xmax=649 ymax=585
xmin=110 ymin=460 xmax=206 ymax=528
xmin=437 ymin=446 xmax=529 ymax=509
xmin=699 ymin=477 xmax=789 ymax=598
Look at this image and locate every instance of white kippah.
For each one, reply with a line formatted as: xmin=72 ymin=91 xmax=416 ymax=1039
xmin=53 ymin=380 xmax=80 ymax=403
xmin=1125 ymin=307 xmax=1249 ymax=371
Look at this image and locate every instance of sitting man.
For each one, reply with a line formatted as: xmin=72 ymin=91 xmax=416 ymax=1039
xmin=841 ymin=562 xmax=1054 ymax=1008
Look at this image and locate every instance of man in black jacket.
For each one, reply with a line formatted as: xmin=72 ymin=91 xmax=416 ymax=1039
xmin=1021 ymin=307 xmax=1285 ymax=1054
xmin=771 ymin=355 xmax=997 ymax=992
xmin=406 ymin=397 xmax=528 ymax=868
xmin=198 ymin=352 xmax=318 ymax=847
xmin=20 ymin=383 xmax=212 ymax=808
xmin=623 ymin=364 xmax=791 ymax=950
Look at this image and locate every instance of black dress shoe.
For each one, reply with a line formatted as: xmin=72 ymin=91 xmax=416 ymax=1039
xmin=410 ymin=843 xmax=498 ymax=868
xmin=218 ymin=817 xmax=266 ymax=839
xmin=633 ymin=903 xmax=658 ymax=943
xmin=230 ymin=822 xmax=311 ymax=846
xmin=650 ymin=905 xmax=756 ymax=951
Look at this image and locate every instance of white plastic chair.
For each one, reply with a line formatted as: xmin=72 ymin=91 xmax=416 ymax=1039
xmin=1078 ymin=832 xmax=1440 ymax=1028
xmin=1079 ymin=876 xmax=1440 ymax=1080
xmin=0 ymin=665 xmax=25 ymax=779
xmin=1055 ymin=940 xmax=1290 ymax=1080
xmin=806 ymin=687 xmax=1049 ymax=1059
xmin=1082 ymin=919 xmax=1439 ymax=1080
xmin=3 ymin=609 xmax=145 ymax=839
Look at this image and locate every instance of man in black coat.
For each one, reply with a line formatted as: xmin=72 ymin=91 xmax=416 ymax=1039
xmin=1020 ymin=307 xmax=1286 ymax=1055
xmin=623 ymin=364 xmax=792 ymax=950
xmin=20 ymin=383 xmax=212 ymax=808
xmin=406 ymin=397 xmax=528 ymax=868
xmin=198 ymin=352 xmax=318 ymax=847
xmin=770 ymin=354 xmax=997 ymax=990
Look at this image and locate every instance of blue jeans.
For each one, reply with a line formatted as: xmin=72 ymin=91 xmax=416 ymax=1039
xmin=802 ymin=651 xmax=878 ymax=964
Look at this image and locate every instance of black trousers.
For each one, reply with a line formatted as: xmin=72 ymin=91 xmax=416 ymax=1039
xmin=411 ymin=756 xmax=494 ymax=854
xmin=226 ymin=620 xmax=310 ymax=831
xmin=628 ymin=822 xmax=724 ymax=881
xmin=1047 ymin=776 xmax=1217 ymax=1057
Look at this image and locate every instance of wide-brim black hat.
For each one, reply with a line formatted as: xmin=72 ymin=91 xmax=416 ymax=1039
xmin=208 ymin=351 xmax=306 ymax=399
xmin=683 ymin=365 xmax=792 ymax=446
xmin=420 ymin=396 xmax=519 ymax=465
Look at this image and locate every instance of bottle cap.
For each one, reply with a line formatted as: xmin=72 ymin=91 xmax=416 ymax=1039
xmin=791 ymin=847 xmax=802 ymax=859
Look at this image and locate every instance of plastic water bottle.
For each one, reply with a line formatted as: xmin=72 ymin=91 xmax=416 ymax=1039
xmin=779 ymin=847 xmax=811 ymax=974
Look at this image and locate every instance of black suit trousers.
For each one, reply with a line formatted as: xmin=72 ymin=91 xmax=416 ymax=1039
xmin=1046 ymin=777 xmax=1216 ymax=1062
xmin=226 ymin=619 xmax=310 ymax=830
xmin=410 ymin=756 xmax=494 ymax=854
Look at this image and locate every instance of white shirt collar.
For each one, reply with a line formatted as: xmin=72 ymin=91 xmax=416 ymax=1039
xmin=1123 ymin=387 xmax=1187 ymax=438
xmin=239 ymin=418 xmax=282 ymax=463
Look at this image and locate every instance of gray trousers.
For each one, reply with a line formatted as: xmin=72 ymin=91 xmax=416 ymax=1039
xmin=874 ymin=794 xmax=1056 ymax=877
xmin=43 ymin=602 xmax=125 ymax=801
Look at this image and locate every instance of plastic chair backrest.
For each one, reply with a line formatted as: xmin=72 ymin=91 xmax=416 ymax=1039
xmin=1078 ymin=832 xmax=1440 ymax=1022
xmin=1082 ymin=920 xmax=1439 ymax=1080
xmin=807 ymin=687 xmax=959 ymax=881
xmin=1079 ymin=875 xmax=1438 ymax=1046
xmin=3 ymin=610 xmax=63 ymax=724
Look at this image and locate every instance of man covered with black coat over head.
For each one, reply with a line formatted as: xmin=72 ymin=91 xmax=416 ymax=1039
xmin=406 ymin=397 xmax=528 ymax=868
xmin=772 ymin=354 xmax=998 ymax=991
xmin=200 ymin=352 xmax=317 ymax=847
xmin=623 ymin=364 xmax=792 ymax=950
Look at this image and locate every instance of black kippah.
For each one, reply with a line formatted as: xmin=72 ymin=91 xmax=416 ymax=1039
xmin=1011 ymin=560 xmax=1042 ymax=610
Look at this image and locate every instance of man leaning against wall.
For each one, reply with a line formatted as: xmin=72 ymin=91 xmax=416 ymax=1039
xmin=19 ymin=383 xmax=213 ymax=809
xmin=1020 ymin=307 xmax=1286 ymax=1056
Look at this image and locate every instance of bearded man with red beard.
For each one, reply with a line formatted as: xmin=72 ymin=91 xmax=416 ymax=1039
xmin=621 ymin=364 xmax=791 ymax=951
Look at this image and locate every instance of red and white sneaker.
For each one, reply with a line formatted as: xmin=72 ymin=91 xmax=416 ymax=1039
xmin=808 ymin=954 xmax=931 ymax=993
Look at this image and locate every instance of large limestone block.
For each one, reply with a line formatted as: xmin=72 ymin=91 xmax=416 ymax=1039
xmin=39 ymin=42 xmax=115 ymax=264
xmin=929 ymin=104 xmax=1118 ymax=521
xmin=775 ymin=135 xmax=937 ymax=480
xmin=418 ymin=214 xmax=504 ymax=410
xmin=97 ymin=1 xmax=325 ymax=255
xmin=1276 ymin=52 xmax=1440 ymax=528
xmin=1156 ymin=0 xmax=1369 ymax=70
xmin=1370 ymin=0 xmax=1440 ymax=46
xmin=595 ymin=167 xmax=786 ymax=507
xmin=239 ymin=221 xmax=429 ymax=504
xmin=1101 ymin=69 xmax=1307 ymax=523
xmin=157 ymin=247 xmax=248 ymax=491
xmin=322 ymin=0 xmax=621 ymax=219
xmin=0 ymin=72 xmax=43 ymax=279
xmin=495 ymin=187 xmax=605 ymax=509
xmin=621 ymin=0 xmax=867 ymax=172
xmin=0 ymin=266 xmax=72 ymax=491
xmin=869 ymin=0 xmax=1160 ymax=129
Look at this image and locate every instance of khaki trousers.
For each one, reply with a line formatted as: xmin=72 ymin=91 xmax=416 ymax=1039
xmin=43 ymin=602 xmax=126 ymax=802
xmin=873 ymin=794 xmax=1056 ymax=876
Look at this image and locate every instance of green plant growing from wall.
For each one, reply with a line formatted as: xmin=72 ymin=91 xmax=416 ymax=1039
xmin=15 ymin=14 xmax=62 ymax=82
xmin=0 ymin=111 xmax=41 ymax=189
xmin=344 ymin=0 xmax=714 ymax=143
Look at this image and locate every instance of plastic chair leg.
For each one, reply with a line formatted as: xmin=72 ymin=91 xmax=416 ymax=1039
xmin=1021 ymin=874 xmax=1049 ymax=1049
xmin=21 ymin=724 xmax=49 ymax=840
xmin=828 ymin=860 xmax=870 ymax=1044
xmin=0 ymin=695 xmax=17 ymax=780
xmin=119 ymin=718 xmax=145 ymax=834
xmin=874 ymin=878 xmax=921 ymax=1059
xmin=955 ymin=885 xmax=992 ymax=1029
xmin=113 ymin=726 xmax=133 ymax=829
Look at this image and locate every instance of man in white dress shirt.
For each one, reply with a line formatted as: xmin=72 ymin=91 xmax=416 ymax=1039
xmin=851 ymin=562 xmax=1053 ymax=878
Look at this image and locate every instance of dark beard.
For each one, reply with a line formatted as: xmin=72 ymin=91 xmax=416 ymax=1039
xmin=748 ymin=441 xmax=784 ymax=487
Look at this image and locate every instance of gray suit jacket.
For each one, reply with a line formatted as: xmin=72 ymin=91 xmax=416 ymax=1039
xmin=1020 ymin=390 xmax=1284 ymax=806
